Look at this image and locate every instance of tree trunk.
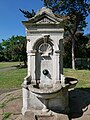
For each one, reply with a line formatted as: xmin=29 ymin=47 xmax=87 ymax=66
xmin=24 ymin=59 xmax=27 ymax=68
xmin=72 ymin=38 xmax=75 ymax=69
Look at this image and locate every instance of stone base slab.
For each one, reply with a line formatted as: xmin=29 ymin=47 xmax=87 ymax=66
xmin=21 ymin=110 xmax=69 ymax=120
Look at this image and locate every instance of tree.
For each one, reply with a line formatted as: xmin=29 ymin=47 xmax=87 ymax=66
xmin=0 ymin=43 xmax=5 ymax=61
xmin=75 ymin=32 xmax=89 ymax=58
xmin=19 ymin=9 xmax=35 ymax=18
xmin=42 ymin=0 xmax=90 ymax=69
xmin=1 ymin=35 xmax=27 ymax=67
xmin=15 ymin=36 xmax=27 ymax=67
xmin=63 ymin=32 xmax=89 ymax=68
xmin=86 ymin=33 xmax=90 ymax=58
xmin=1 ymin=39 xmax=12 ymax=61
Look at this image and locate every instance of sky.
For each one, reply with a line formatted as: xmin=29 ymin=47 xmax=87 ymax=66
xmin=0 ymin=0 xmax=44 ymax=42
xmin=0 ymin=0 xmax=90 ymax=42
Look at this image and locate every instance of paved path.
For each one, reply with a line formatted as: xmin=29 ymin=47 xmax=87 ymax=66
xmin=0 ymin=67 xmax=17 ymax=72
xmin=0 ymin=88 xmax=18 ymax=95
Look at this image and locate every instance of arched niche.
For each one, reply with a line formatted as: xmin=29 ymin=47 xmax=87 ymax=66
xmin=32 ymin=36 xmax=57 ymax=85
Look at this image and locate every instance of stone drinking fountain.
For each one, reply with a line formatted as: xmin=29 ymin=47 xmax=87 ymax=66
xmin=21 ymin=7 xmax=78 ymax=116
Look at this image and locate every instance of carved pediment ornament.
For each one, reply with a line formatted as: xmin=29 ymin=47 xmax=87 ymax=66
xmin=36 ymin=17 xmax=55 ymax=24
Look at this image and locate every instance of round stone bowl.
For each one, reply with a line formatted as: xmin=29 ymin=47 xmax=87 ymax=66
xmin=28 ymin=82 xmax=62 ymax=99
xmin=28 ymin=77 xmax=78 ymax=99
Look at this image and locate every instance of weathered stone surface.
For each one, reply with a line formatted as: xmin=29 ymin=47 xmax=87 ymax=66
xmin=0 ymin=89 xmax=90 ymax=120
xmin=9 ymin=114 xmax=20 ymax=120
xmin=72 ymin=114 xmax=90 ymax=120
xmin=83 ymin=105 xmax=90 ymax=115
xmin=34 ymin=113 xmax=69 ymax=120
xmin=36 ymin=115 xmax=56 ymax=120
xmin=22 ymin=113 xmax=35 ymax=120
xmin=15 ymin=115 xmax=23 ymax=120
xmin=55 ymin=113 xmax=69 ymax=120
xmin=22 ymin=7 xmax=69 ymax=115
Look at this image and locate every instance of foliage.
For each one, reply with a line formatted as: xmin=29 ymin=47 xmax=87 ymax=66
xmin=63 ymin=32 xmax=89 ymax=68
xmin=42 ymin=0 xmax=89 ymax=30
xmin=1 ymin=35 xmax=27 ymax=66
xmin=0 ymin=43 xmax=5 ymax=61
xmin=75 ymin=33 xmax=89 ymax=58
xmin=42 ymin=0 xmax=90 ymax=69
xmin=19 ymin=9 xmax=35 ymax=18
xmin=63 ymin=37 xmax=72 ymax=68
xmin=86 ymin=33 xmax=90 ymax=57
xmin=42 ymin=0 xmax=90 ymax=32
xmin=86 ymin=34 xmax=90 ymax=53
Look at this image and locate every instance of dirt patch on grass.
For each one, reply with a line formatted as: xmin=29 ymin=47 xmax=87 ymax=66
xmin=0 ymin=88 xmax=19 ymax=95
xmin=0 ymin=89 xmax=22 ymax=120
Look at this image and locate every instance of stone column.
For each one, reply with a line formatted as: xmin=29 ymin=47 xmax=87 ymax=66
xmin=53 ymin=50 xmax=60 ymax=83
xmin=27 ymin=39 xmax=32 ymax=77
xmin=59 ymin=39 xmax=65 ymax=87
xmin=27 ymin=53 xmax=31 ymax=76
xmin=30 ymin=51 xmax=36 ymax=81
xmin=22 ymin=51 xmax=36 ymax=115
xmin=60 ymin=39 xmax=63 ymax=76
xmin=27 ymin=51 xmax=36 ymax=80
xmin=52 ymin=53 xmax=56 ymax=83
xmin=22 ymin=81 xmax=29 ymax=115
xmin=55 ymin=50 xmax=60 ymax=81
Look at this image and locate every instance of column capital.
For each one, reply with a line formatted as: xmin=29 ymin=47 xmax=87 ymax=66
xmin=55 ymin=50 xmax=61 ymax=56
xmin=28 ymin=53 xmax=35 ymax=56
xmin=55 ymin=50 xmax=61 ymax=54
xmin=27 ymin=50 xmax=36 ymax=56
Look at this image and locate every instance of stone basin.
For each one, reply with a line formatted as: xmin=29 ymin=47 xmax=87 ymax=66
xmin=65 ymin=77 xmax=78 ymax=90
xmin=28 ymin=78 xmax=78 ymax=99
xmin=28 ymin=82 xmax=62 ymax=99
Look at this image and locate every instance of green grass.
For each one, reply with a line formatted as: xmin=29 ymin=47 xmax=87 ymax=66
xmin=64 ymin=68 xmax=90 ymax=88
xmin=0 ymin=68 xmax=27 ymax=88
xmin=2 ymin=112 xmax=11 ymax=120
xmin=0 ymin=103 xmax=6 ymax=109
xmin=0 ymin=62 xmax=22 ymax=69
xmin=0 ymin=62 xmax=90 ymax=89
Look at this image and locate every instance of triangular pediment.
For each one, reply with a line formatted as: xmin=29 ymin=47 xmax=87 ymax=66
xmin=36 ymin=17 xmax=55 ymax=24
xmin=28 ymin=7 xmax=63 ymax=24
xmin=22 ymin=7 xmax=64 ymax=26
xmin=33 ymin=13 xmax=60 ymax=24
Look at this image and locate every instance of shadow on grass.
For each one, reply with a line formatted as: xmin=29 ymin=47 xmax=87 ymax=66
xmin=68 ymin=88 xmax=90 ymax=119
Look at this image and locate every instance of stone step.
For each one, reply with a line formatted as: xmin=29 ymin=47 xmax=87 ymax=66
xmin=15 ymin=110 xmax=69 ymax=120
xmin=36 ymin=114 xmax=69 ymax=120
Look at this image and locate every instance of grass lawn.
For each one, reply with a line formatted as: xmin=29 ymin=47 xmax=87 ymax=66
xmin=0 ymin=62 xmax=22 ymax=69
xmin=0 ymin=68 xmax=27 ymax=89
xmin=0 ymin=62 xmax=90 ymax=89
xmin=0 ymin=62 xmax=26 ymax=89
xmin=64 ymin=68 xmax=90 ymax=88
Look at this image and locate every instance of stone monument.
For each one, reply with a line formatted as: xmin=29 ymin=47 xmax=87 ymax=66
xmin=21 ymin=7 xmax=77 ymax=118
